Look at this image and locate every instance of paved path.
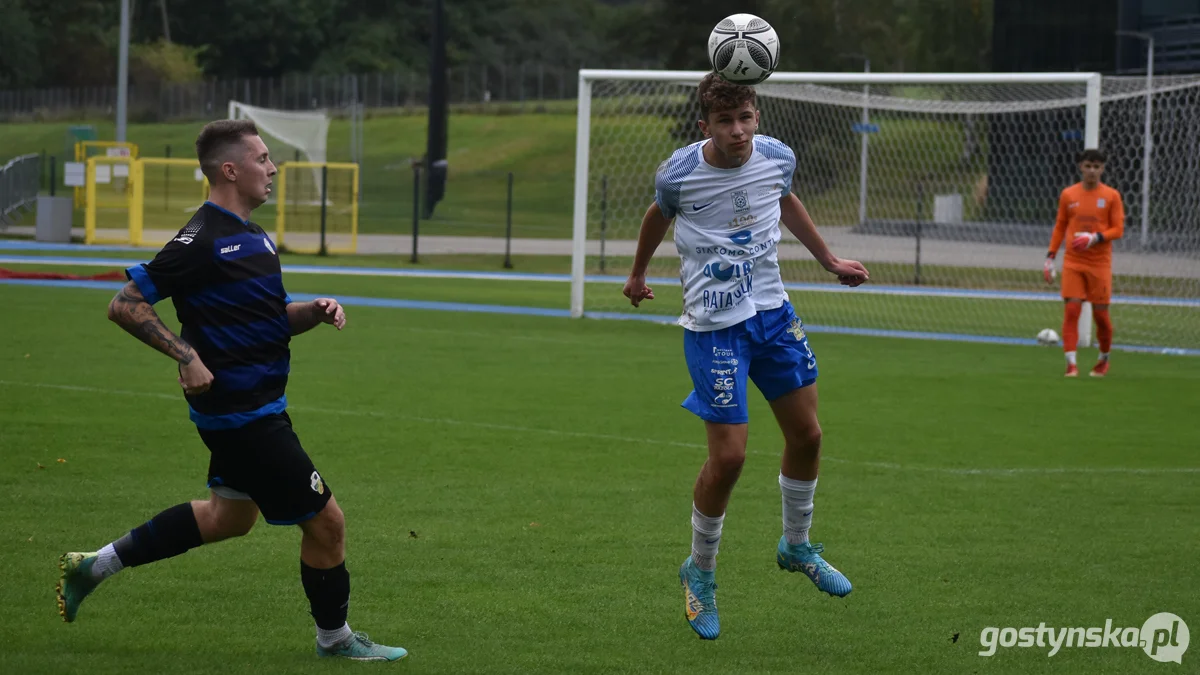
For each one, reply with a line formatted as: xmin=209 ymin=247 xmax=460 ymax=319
xmin=6 ymin=225 xmax=1197 ymax=279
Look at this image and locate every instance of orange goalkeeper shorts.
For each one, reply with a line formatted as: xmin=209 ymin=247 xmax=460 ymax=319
xmin=1061 ymin=266 xmax=1111 ymax=304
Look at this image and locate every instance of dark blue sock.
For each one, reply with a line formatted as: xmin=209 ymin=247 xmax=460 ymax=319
xmin=112 ymin=502 xmax=204 ymax=567
xmin=300 ymin=560 xmax=350 ymax=630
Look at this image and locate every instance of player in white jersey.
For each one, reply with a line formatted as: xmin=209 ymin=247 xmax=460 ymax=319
xmin=623 ymin=73 xmax=869 ymax=640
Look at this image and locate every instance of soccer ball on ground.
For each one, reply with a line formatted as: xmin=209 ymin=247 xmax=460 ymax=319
xmin=1037 ymin=328 xmax=1061 ymax=346
xmin=708 ymin=14 xmax=780 ymax=85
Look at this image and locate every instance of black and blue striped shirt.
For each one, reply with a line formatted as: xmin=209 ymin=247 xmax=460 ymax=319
xmin=126 ymin=201 xmax=293 ymax=430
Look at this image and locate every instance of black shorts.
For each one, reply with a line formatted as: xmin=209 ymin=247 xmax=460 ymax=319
xmin=198 ymin=412 xmax=332 ymax=526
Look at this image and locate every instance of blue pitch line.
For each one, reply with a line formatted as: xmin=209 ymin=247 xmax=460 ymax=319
xmin=0 ymin=278 xmax=572 ymax=318
xmin=2 ymin=254 xmax=1196 ymax=308
xmin=0 ymin=240 xmax=147 ymax=252
xmin=5 ymin=277 xmax=1199 ymax=357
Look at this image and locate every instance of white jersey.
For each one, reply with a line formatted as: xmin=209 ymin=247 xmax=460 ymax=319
xmin=655 ymin=135 xmax=795 ymax=332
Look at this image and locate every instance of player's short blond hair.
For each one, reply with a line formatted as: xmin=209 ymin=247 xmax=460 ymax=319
xmin=698 ymin=72 xmax=757 ymax=122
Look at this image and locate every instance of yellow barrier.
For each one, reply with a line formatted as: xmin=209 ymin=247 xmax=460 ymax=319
xmin=132 ymin=158 xmax=210 ymax=247
xmin=85 ymin=158 xmax=357 ymax=250
xmin=85 ymin=157 xmax=209 ymax=247
xmin=84 ymin=156 xmax=135 ymax=245
xmin=275 ymin=162 xmax=359 ymax=254
xmin=75 ymin=141 xmax=138 ymax=210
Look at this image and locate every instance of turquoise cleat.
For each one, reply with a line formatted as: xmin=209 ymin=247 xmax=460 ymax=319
xmin=679 ymin=556 xmax=720 ymax=640
xmin=57 ymin=552 xmax=101 ymax=622
xmin=776 ymin=536 xmax=853 ymax=597
xmin=317 ymin=632 xmax=408 ymax=661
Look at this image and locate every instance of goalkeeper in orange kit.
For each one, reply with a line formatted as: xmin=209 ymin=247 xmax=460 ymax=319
xmin=1043 ymin=149 xmax=1125 ymax=377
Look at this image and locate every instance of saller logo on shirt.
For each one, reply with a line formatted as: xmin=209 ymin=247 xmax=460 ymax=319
xmin=220 ymin=244 xmax=241 ymax=255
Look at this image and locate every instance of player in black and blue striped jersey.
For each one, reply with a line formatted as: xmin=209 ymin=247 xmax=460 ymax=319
xmin=55 ymin=119 xmax=407 ymax=662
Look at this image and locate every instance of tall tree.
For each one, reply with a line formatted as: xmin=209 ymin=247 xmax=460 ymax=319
xmin=0 ymin=0 xmax=41 ymax=88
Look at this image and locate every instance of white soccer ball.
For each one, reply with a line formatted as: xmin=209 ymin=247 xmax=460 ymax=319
xmin=708 ymin=14 xmax=780 ymax=85
xmin=1037 ymin=328 xmax=1060 ymax=346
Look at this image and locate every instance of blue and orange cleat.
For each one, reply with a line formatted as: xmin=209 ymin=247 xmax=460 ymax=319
xmin=679 ymin=556 xmax=720 ymax=639
xmin=776 ymin=537 xmax=853 ymax=597
xmin=317 ymin=632 xmax=408 ymax=661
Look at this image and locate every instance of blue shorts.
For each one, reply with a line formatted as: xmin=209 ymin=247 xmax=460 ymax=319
xmin=681 ymin=302 xmax=818 ymax=424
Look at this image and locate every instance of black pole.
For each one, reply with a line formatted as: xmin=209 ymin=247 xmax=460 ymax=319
xmin=164 ymin=144 xmax=171 ymax=210
xmin=423 ymin=0 xmax=449 ymax=218
xmin=914 ymin=179 xmax=923 ymax=286
xmin=319 ymin=165 xmax=328 ymax=256
xmin=600 ymin=175 xmax=608 ymax=273
xmin=504 ymin=172 xmax=514 ymax=268
xmin=40 ymin=149 xmax=46 ymax=190
xmin=411 ymin=164 xmax=421 ymax=263
xmin=49 ymin=156 xmax=57 ymax=197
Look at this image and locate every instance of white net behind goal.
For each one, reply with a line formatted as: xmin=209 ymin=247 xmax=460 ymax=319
xmin=573 ymin=71 xmax=1200 ymax=355
xmin=229 ymin=101 xmax=330 ymax=195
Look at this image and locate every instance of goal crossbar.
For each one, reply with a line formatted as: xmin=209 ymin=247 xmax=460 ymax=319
xmin=578 ymin=69 xmax=1102 ymax=86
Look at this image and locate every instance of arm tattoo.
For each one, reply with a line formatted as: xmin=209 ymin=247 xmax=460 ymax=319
xmin=109 ymin=282 xmax=196 ymax=364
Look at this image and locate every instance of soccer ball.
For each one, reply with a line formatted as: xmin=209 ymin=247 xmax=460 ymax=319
xmin=1037 ymin=328 xmax=1060 ymax=346
xmin=708 ymin=14 xmax=780 ymax=85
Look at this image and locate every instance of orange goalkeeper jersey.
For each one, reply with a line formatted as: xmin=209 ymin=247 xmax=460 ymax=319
xmin=1048 ymin=182 xmax=1125 ymax=270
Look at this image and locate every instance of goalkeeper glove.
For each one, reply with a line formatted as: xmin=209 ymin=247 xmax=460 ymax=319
xmin=1043 ymin=253 xmax=1056 ymax=284
xmin=1071 ymin=232 xmax=1102 ymax=252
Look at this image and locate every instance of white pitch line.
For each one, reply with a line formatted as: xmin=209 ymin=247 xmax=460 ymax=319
xmin=3 ymin=380 xmax=1197 ymax=476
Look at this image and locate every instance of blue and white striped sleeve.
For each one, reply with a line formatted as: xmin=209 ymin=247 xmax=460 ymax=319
xmin=654 ymin=147 xmax=701 ymax=219
xmin=756 ymin=136 xmax=797 ymax=192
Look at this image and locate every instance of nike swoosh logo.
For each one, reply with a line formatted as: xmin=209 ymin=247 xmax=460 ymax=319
xmin=704 ymin=538 xmax=720 ymax=544
xmin=693 ymin=201 xmax=715 ymax=211
xmin=802 ymin=511 xmax=812 ymax=517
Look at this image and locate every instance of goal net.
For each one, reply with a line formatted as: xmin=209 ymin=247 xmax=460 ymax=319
xmin=229 ymin=101 xmax=331 ymax=191
xmin=571 ymin=70 xmax=1200 ymax=355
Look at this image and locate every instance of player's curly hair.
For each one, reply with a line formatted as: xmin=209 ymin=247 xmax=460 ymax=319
xmin=698 ymin=72 xmax=757 ymax=121
xmin=196 ymin=119 xmax=260 ymax=181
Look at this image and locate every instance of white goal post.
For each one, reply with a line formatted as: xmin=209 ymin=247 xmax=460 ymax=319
xmin=569 ymin=68 xmax=1200 ymax=355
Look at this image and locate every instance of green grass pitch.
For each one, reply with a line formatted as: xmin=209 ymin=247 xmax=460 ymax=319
xmin=1 ymin=277 xmax=1198 ymax=674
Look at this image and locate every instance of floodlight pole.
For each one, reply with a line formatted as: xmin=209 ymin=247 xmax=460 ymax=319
xmin=116 ymin=0 xmax=130 ymax=142
xmin=1118 ymin=30 xmax=1154 ymax=247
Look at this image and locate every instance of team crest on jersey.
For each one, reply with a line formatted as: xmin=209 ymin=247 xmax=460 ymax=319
xmin=731 ymin=189 xmax=751 ymax=214
xmin=788 ymin=318 xmax=806 ymax=341
xmin=1097 ymin=198 xmax=1106 ymax=207
xmin=310 ymin=471 xmax=325 ymax=494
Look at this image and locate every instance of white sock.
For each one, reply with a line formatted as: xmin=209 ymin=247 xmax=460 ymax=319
xmin=690 ymin=504 xmax=724 ymax=572
xmin=90 ymin=543 xmax=125 ymax=581
xmin=779 ymin=474 xmax=817 ymax=545
xmin=1099 ymin=351 xmax=1109 ymax=362
xmin=317 ymin=622 xmax=353 ymax=648
xmin=1065 ymin=350 xmax=1077 ymax=366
